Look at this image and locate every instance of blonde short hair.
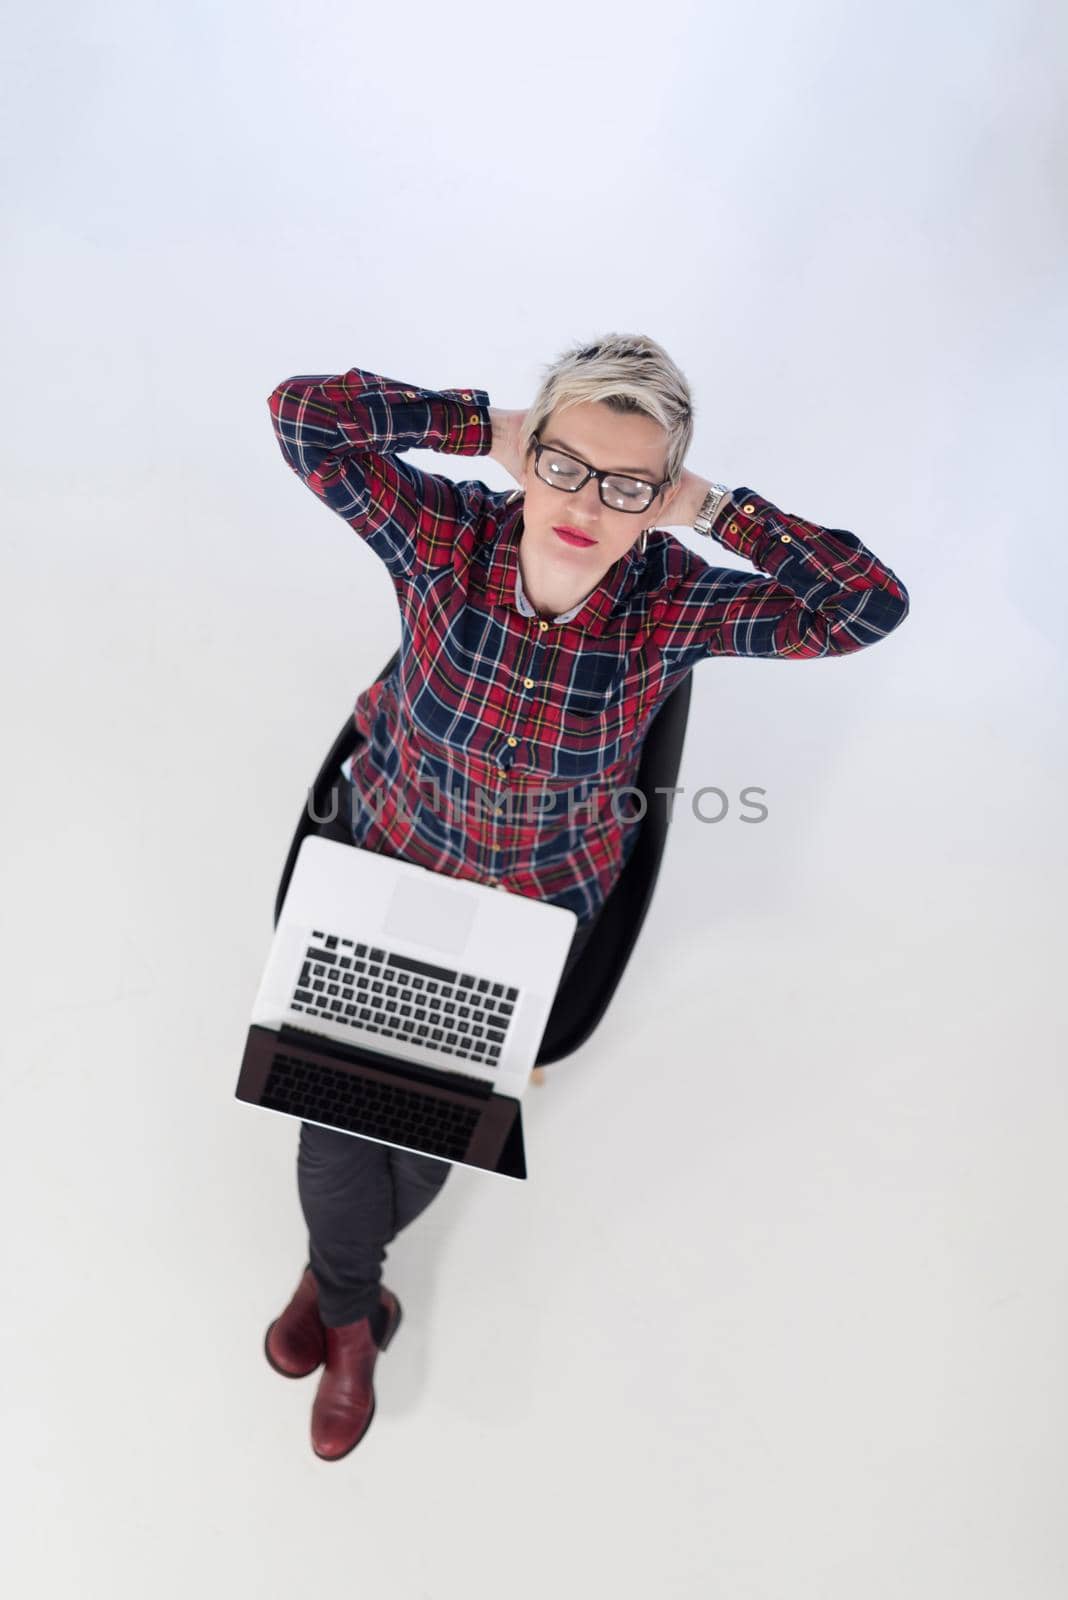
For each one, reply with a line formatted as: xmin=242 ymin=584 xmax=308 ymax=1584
xmin=519 ymin=331 xmax=695 ymax=491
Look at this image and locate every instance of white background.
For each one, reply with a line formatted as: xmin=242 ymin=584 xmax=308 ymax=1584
xmin=2 ymin=0 xmax=1066 ymax=1595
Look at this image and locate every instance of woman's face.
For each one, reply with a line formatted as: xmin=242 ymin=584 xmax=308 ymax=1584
xmin=517 ymin=401 xmax=681 ymax=584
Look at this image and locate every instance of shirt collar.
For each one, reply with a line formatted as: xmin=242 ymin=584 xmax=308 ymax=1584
xmin=482 ymin=494 xmax=645 ymax=639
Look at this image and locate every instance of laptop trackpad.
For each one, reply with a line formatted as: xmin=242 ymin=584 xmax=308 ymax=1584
xmin=382 ymin=875 xmax=478 ymax=956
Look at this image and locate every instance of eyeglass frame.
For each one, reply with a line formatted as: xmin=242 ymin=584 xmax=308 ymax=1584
xmin=530 ymin=434 xmax=672 ymax=515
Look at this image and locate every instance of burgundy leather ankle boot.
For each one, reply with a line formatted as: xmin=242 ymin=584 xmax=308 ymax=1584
xmin=264 ymin=1266 xmax=326 ymax=1378
xmin=310 ymin=1286 xmax=402 ymax=1460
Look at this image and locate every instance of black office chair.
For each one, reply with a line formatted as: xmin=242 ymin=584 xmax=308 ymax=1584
xmin=274 ymin=650 xmax=693 ymax=1070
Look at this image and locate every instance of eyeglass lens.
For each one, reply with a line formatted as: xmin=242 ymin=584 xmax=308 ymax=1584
xmin=536 ymin=449 xmax=655 ymax=512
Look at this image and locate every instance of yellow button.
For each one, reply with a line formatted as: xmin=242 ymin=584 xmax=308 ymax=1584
xmin=538 ymin=620 xmax=549 ymax=631
xmin=507 ymin=736 xmax=518 ymax=747
xmin=729 ymin=521 xmax=739 ymax=533
xmin=486 ymin=877 xmax=498 ymax=886
xmin=523 ymin=677 xmax=534 ymax=688
xmin=780 ymin=532 xmax=792 ymax=543
xmin=743 ymin=503 xmax=755 ymax=514
xmin=404 ymin=391 xmax=414 ymax=398
xmin=494 ymin=805 xmax=503 ymax=814
xmin=469 ymin=413 xmax=478 ymax=423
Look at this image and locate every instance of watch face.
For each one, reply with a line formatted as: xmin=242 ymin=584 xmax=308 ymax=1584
xmin=695 ymin=486 xmax=727 ymax=532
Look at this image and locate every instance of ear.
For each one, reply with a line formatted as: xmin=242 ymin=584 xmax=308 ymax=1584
xmin=657 ymin=480 xmax=683 ymax=523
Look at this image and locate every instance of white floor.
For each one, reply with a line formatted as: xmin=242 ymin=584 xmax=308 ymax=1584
xmin=3 ymin=581 xmax=1064 ymax=1596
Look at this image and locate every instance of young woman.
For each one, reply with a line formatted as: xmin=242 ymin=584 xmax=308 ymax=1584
xmin=260 ymin=332 xmax=911 ymax=1460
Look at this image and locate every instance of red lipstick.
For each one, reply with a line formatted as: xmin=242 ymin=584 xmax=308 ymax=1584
xmin=553 ymin=525 xmax=596 ymax=548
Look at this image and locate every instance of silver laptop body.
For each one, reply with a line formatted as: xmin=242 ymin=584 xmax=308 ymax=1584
xmin=234 ymin=834 xmax=578 ymax=1179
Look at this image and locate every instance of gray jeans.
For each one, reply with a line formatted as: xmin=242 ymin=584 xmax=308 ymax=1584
xmin=294 ymin=773 xmax=602 ymax=1325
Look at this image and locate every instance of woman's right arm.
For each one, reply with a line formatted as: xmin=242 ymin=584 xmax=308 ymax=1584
xmin=267 ymin=365 xmax=495 ymax=581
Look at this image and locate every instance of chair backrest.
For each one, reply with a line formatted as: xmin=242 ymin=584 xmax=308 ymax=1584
xmin=273 ymin=649 xmax=694 ymax=1064
xmin=536 ymin=667 xmax=692 ymax=1062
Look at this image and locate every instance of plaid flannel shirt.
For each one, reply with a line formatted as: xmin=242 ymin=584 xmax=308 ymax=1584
xmin=267 ymin=365 xmax=910 ymax=927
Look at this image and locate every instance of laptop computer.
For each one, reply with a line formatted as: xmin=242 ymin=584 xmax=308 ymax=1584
xmin=234 ymin=833 xmax=578 ymax=1180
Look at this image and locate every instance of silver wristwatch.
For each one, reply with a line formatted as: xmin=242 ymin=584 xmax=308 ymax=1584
xmin=692 ymin=482 xmax=731 ymax=537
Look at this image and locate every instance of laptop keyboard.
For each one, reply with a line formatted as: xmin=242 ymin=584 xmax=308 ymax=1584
xmin=262 ymin=1050 xmax=480 ymax=1161
xmin=289 ymin=930 xmax=519 ymax=1069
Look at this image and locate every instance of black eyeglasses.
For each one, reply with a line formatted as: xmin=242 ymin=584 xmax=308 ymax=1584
xmin=531 ymin=435 xmax=669 ymax=514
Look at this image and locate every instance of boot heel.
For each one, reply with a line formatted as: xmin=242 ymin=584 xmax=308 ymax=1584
xmin=378 ymin=1295 xmax=403 ymax=1351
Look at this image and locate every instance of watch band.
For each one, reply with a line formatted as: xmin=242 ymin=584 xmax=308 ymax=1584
xmin=693 ymin=482 xmax=731 ymax=536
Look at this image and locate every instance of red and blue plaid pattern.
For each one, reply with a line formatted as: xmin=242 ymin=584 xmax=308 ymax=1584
xmin=268 ymin=365 xmax=910 ymax=926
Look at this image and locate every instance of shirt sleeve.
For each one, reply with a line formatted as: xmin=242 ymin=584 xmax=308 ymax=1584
xmin=266 ymin=365 xmax=495 ymax=582
xmin=649 ymin=487 xmax=911 ymax=663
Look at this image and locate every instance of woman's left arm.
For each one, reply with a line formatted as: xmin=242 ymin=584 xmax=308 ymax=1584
xmin=648 ymin=473 xmax=910 ymax=662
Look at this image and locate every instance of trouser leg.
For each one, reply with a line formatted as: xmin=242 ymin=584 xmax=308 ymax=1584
xmin=297 ymin=1121 xmax=452 ymax=1327
xmin=389 ymin=1145 xmax=454 ymax=1233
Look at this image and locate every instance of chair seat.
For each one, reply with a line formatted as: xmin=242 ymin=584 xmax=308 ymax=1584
xmin=274 ymin=649 xmax=693 ymax=1065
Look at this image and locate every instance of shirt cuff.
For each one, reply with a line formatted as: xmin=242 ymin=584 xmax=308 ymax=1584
xmin=436 ymin=387 xmax=493 ymax=456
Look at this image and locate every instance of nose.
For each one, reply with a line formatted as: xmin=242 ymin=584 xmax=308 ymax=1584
xmin=571 ymin=476 xmax=603 ymax=520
